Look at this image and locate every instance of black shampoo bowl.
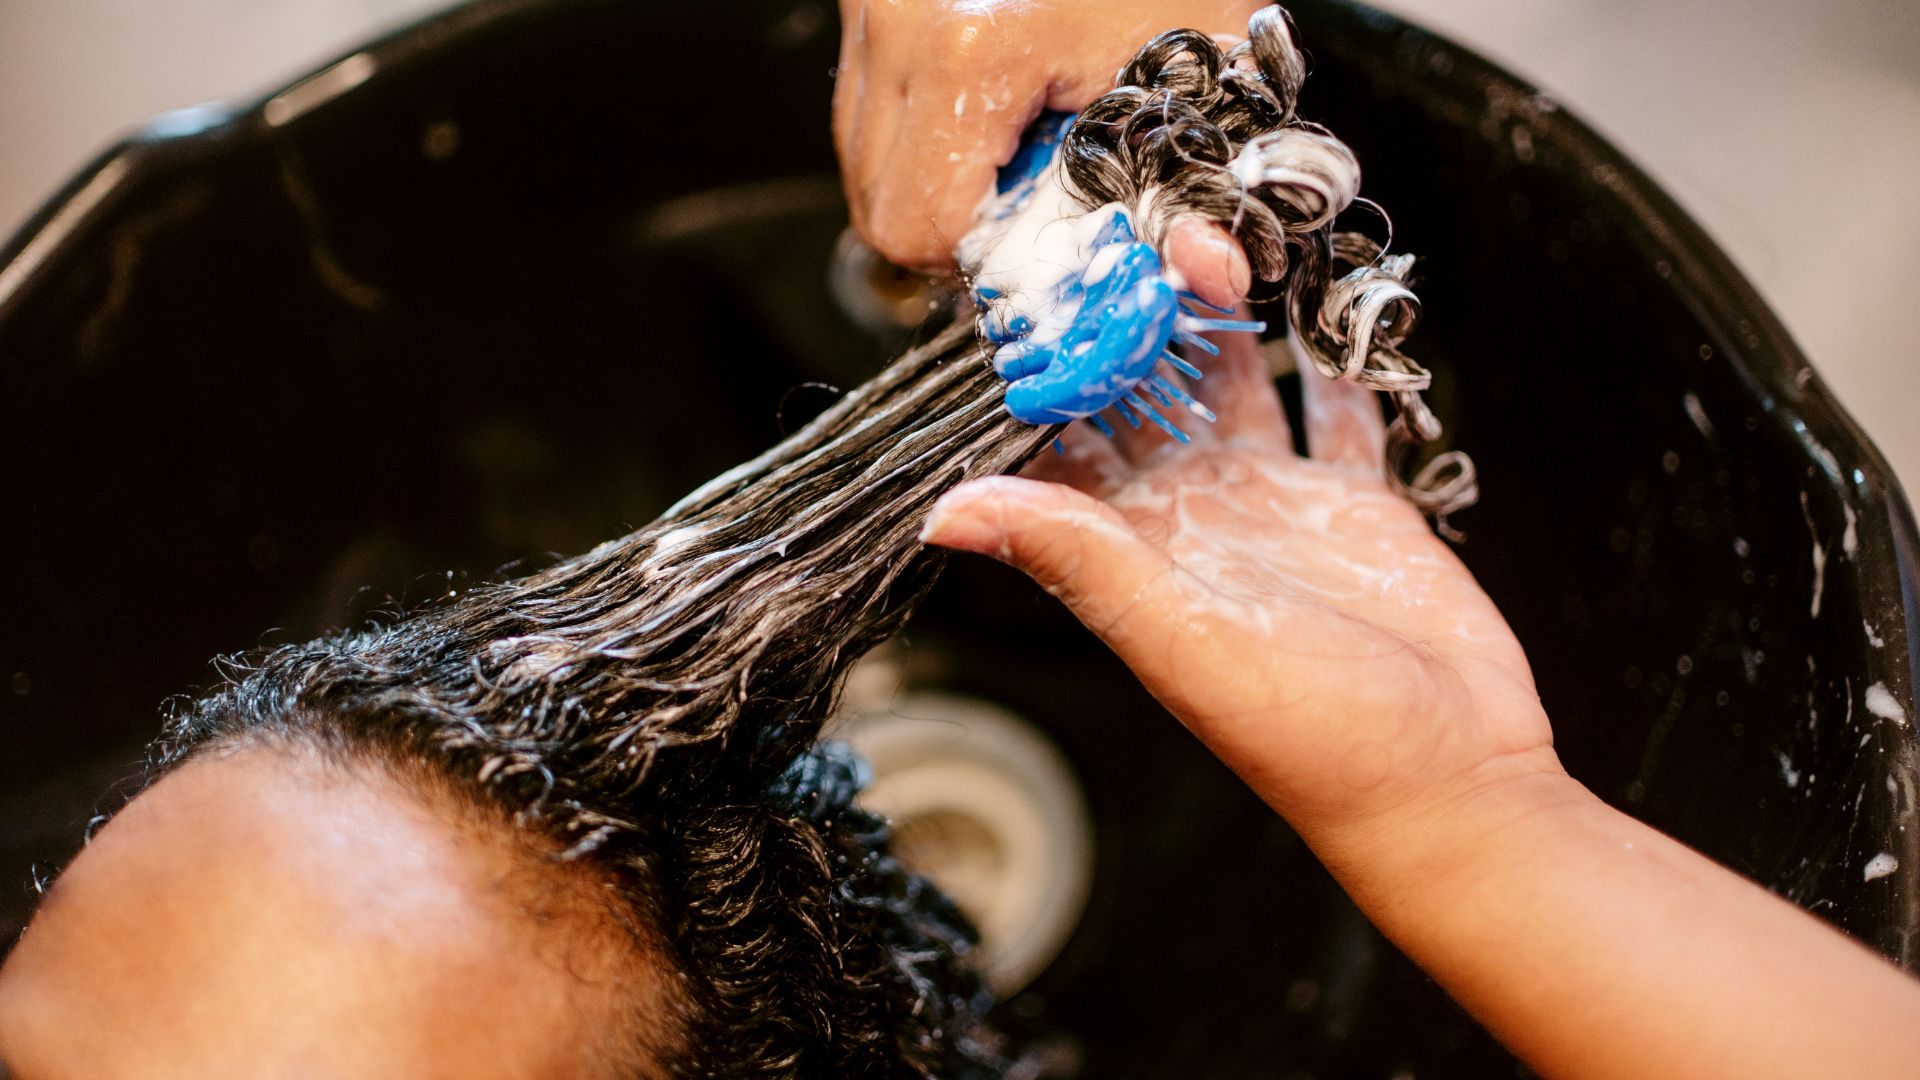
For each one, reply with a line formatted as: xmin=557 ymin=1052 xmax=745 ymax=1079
xmin=3 ymin=0 xmax=1917 ymax=1074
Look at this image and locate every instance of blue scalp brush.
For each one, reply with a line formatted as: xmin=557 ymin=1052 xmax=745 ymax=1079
xmin=956 ymin=111 xmax=1265 ymax=442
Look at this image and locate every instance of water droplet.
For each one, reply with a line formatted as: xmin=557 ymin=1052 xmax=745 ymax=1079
xmin=421 ymin=119 xmax=460 ymax=161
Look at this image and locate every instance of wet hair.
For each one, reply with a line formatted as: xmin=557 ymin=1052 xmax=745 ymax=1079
xmin=104 ymin=5 xmax=1467 ymax=1078
xmin=150 ymin=318 xmax=1037 ymax=1078
xmin=1059 ymin=5 xmax=1475 ymax=523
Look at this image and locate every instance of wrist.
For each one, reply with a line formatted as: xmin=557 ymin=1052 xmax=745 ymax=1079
xmin=1299 ymin=746 xmax=1597 ymax=919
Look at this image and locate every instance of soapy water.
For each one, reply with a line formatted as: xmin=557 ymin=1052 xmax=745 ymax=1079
xmin=957 ymin=112 xmax=1263 ymax=435
xmin=1024 ymin=323 xmax=1530 ymax=695
xmin=985 ymin=330 xmax=1547 ymax=821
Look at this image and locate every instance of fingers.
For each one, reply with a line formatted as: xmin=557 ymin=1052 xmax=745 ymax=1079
xmin=1165 ymin=217 xmax=1252 ymax=310
xmin=836 ymin=5 xmax=1048 ymax=272
xmin=1105 ymin=392 xmax=1199 ymax=466
xmin=1192 ymin=317 xmax=1291 ymax=453
xmin=1023 ymin=423 xmax=1132 ymax=496
xmin=1294 ymin=334 xmax=1387 ymax=467
xmin=1074 ymin=300 xmax=1292 ymax=466
xmin=921 ymin=476 xmax=1184 ymax=645
xmin=863 ymin=101 xmax=1026 ymax=271
xmin=832 ymin=3 xmax=893 ymax=245
xmin=837 ymin=0 xmax=1274 ymax=272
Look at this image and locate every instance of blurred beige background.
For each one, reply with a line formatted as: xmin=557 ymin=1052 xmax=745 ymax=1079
xmin=3 ymin=0 xmax=1917 ymax=487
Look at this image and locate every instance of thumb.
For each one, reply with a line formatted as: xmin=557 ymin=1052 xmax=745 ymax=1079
xmin=1165 ymin=216 xmax=1252 ymax=310
xmin=921 ymin=476 xmax=1181 ymax=644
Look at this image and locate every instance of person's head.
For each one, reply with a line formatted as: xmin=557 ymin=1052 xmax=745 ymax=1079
xmin=0 ymin=12 xmax=1454 ymax=1071
xmin=0 ymin=320 xmax=1041 ymax=1078
xmin=0 ymin=737 xmax=674 ymax=1077
xmin=0 ymin=616 xmax=1004 ymax=1079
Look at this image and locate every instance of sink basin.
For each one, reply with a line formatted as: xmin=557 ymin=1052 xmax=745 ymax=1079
xmin=2 ymin=0 xmax=1916 ymax=1073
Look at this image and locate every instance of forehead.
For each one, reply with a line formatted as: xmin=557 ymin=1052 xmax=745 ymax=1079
xmin=0 ymin=745 xmax=621 ymax=1078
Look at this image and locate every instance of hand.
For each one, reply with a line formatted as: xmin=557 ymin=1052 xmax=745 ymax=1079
xmin=833 ymin=0 xmax=1260 ymax=306
xmin=921 ymin=328 xmax=1560 ymax=846
xmin=928 ymin=329 xmax=1920 ymax=1080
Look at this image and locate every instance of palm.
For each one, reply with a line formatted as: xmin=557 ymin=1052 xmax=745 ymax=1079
xmin=959 ymin=332 xmax=1555 ymax=828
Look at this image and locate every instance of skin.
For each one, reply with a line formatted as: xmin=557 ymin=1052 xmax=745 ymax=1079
xmin=921 ymin=326 xmax=1920 ymax=1078
xmin=833 ymin=0 xmax=1263 ymax=305
xmin=4 ymin=10 xmax=1912 ymax=1073
xmin=0 ymin=744 xmax=662 ymax=1080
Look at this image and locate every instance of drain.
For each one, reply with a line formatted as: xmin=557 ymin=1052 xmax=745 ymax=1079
xmin=828 ymin=228 xmax=945 ymax=333
xmin=833 ymin=692 xmax=1095 ymax=995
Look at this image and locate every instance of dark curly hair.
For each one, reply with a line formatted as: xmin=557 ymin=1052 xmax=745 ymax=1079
xmin=91 ymin=6 xmax=1463 ymax=1076
xmin=1060 ymin=5 xmax=1474 ymax=521
xmin=144 ymin=317 xmax=1041 ymax=1078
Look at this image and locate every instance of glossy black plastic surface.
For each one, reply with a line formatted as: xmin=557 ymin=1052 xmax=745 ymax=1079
xmin=2 ymin=0 xmax=1916 ymax=1074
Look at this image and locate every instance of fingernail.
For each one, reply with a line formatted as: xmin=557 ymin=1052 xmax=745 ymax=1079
xmin=919 ymin=495 xmax=955 ymax=545
xmin=1226 ymin=243 xmax=1251 ymax=299
xmin=1194 ymin=226 xmax=1250 ymax=299
xmin=921 ymin=483 xmax=1011 ymax=555
xmin=920 ymin=490 xmax=982 ymax=550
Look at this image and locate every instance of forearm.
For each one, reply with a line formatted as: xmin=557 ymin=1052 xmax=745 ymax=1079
xmin=1307 ymin=767 xmax=1920 ymax=1079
